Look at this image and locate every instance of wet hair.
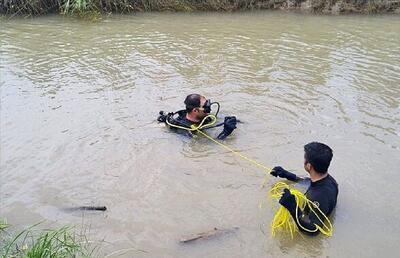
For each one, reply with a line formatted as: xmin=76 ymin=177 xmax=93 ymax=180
xmin=184 ymin=94 xmax=202 ymax=113
xmin=304 ymin=142 xmax=333 ymax=174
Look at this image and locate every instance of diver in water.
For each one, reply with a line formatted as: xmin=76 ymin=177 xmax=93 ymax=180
xmin=270 ymin=142 xmax=339 ymax=236
xmin=157 ymin=93 xmax=237 ymax=140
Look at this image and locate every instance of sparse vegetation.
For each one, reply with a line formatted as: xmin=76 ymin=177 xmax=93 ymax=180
xmin=0 ymin=219 xmax=94 ymax=258
xmin=0 ymin=0 xmax=399 ymax=16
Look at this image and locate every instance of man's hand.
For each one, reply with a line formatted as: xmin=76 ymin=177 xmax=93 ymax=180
xmin=217 ymin=116 xmax=237 ymax=140
xmin=224 ymin=116 xmax=237 ymax=130
xmin=279 ymin=189 xmax=297 ymax=213
xmin=270 ymin=166 xmax=298 ymax=181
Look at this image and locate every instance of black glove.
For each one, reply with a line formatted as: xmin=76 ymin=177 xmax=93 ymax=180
xmin=279 ymin=189 xmax=297 ymax=214
xmin=270 ymin=166 xmax=297 ymax=181
xmin=217 ymin=116 xmax=237 ymax=140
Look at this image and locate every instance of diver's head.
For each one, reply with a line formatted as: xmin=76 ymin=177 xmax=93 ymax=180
xmin=184 ymin=94 xmax=209 ymax=121
xmin=303 ymin=142 xmax=333 ymax=175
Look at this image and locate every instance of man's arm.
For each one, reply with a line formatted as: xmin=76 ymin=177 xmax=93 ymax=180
xmin=216 ymin=116 xmax=237 ymax=140
xmin=270 ymin=166 xmax=307 ymax=182
xmin=289 ymin=209 xmax=322 ymax=236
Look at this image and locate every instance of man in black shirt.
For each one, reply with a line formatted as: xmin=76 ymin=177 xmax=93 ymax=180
xmin=270 ymin=142 xmax=338 ymax=236
xmin=158 ymin=93 xmax=237 ymax=140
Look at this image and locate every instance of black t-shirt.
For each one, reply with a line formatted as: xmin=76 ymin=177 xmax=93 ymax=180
xmin=292 ymin=174 xmax=339 ymax=235
xmin=305 ymin=174 xmax=338 ymax=217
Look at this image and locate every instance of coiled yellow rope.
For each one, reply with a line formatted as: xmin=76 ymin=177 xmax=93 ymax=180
xmin=270 ymin=182 xmax=333 ymax=237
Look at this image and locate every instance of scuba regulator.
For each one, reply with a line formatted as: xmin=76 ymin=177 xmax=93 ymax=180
xmin=202 ymin=99 xmax=220 ymax=117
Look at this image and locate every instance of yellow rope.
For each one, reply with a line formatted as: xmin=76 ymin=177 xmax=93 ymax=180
xmin=166 ymin=114 xmax=272 ymax=173
xmin=165 ymin=114 xmax=334 ymax=237
xmin=165 ymin=114 xmax=218 ymax=131
xmin=196 ymin=130 xmax=272 ymax=172
xmin=269 ymin=182 xmax=333 ymax=237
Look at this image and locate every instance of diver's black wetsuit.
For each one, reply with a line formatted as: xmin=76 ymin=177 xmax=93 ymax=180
xmin=289 ymin=174 xmax=338 ymax=235
xmin=159 ymin=110 xmax=234 ymax=139
xmin=171 ymin=110 xmax=198 ymax=128
xmin=167 ymin=110 xmax=203 ymax=137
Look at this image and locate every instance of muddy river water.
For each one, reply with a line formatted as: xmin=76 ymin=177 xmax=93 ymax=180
xmin=1 ymin=12 xmax=400 ymax=257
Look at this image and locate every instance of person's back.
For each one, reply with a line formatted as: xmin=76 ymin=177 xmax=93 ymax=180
xmin=305 ymin=174 xmax=338 ymax=227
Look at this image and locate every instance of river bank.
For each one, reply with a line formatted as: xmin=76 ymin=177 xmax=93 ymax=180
xmin=1 ymin=0 xmax=400 ymax=16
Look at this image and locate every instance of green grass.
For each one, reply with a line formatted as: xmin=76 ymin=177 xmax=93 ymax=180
xmin=0 ymin=219 xmax=94 ymax=258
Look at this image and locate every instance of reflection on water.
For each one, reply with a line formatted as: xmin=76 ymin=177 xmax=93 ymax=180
xmin=1 ymin=12 xmax=400 ymax=257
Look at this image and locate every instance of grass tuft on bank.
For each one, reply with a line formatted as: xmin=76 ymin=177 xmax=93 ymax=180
xmin=0 ymin=219 xmax=94 ymax=258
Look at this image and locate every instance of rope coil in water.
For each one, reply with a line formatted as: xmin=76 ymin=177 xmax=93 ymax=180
xmin=164 ymin=114 xmax=334 ymax=237
xmin=269 ymin=182 xmax=333 ymax=237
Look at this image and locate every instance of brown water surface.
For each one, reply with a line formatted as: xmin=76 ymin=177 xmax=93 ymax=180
xmin=1 ymin=12 xmax=400 ymax=257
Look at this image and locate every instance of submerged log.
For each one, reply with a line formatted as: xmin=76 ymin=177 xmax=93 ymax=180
xmin=180 ymin=227 xmax=239 ymax=243
xmin=63 ymin=206 xmax=107 ymax=212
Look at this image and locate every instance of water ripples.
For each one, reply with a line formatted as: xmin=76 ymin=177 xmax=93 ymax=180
xmin=1 ymin=15 xmax=399 ymax=146
xmin=1 ymin=12 xmax=400 ymax=258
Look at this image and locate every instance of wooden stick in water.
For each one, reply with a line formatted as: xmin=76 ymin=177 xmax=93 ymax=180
xmin=180 ymin=227 xmax=239 ymax=243
xmin=63 ymin=206 xmax=107 ymax=212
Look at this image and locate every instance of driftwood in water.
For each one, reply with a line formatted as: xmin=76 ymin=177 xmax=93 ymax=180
xmin=63 ymin=206 xmax=107 ymax=212
xmin=180 ymin=227 xmax=239 ymax=243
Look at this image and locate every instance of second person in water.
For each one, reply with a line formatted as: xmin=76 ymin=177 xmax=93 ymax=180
xmin=270 ymin=142 xmax=339 ymax=236
xmin=158 ymin=93 xmax=237 ymax=140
